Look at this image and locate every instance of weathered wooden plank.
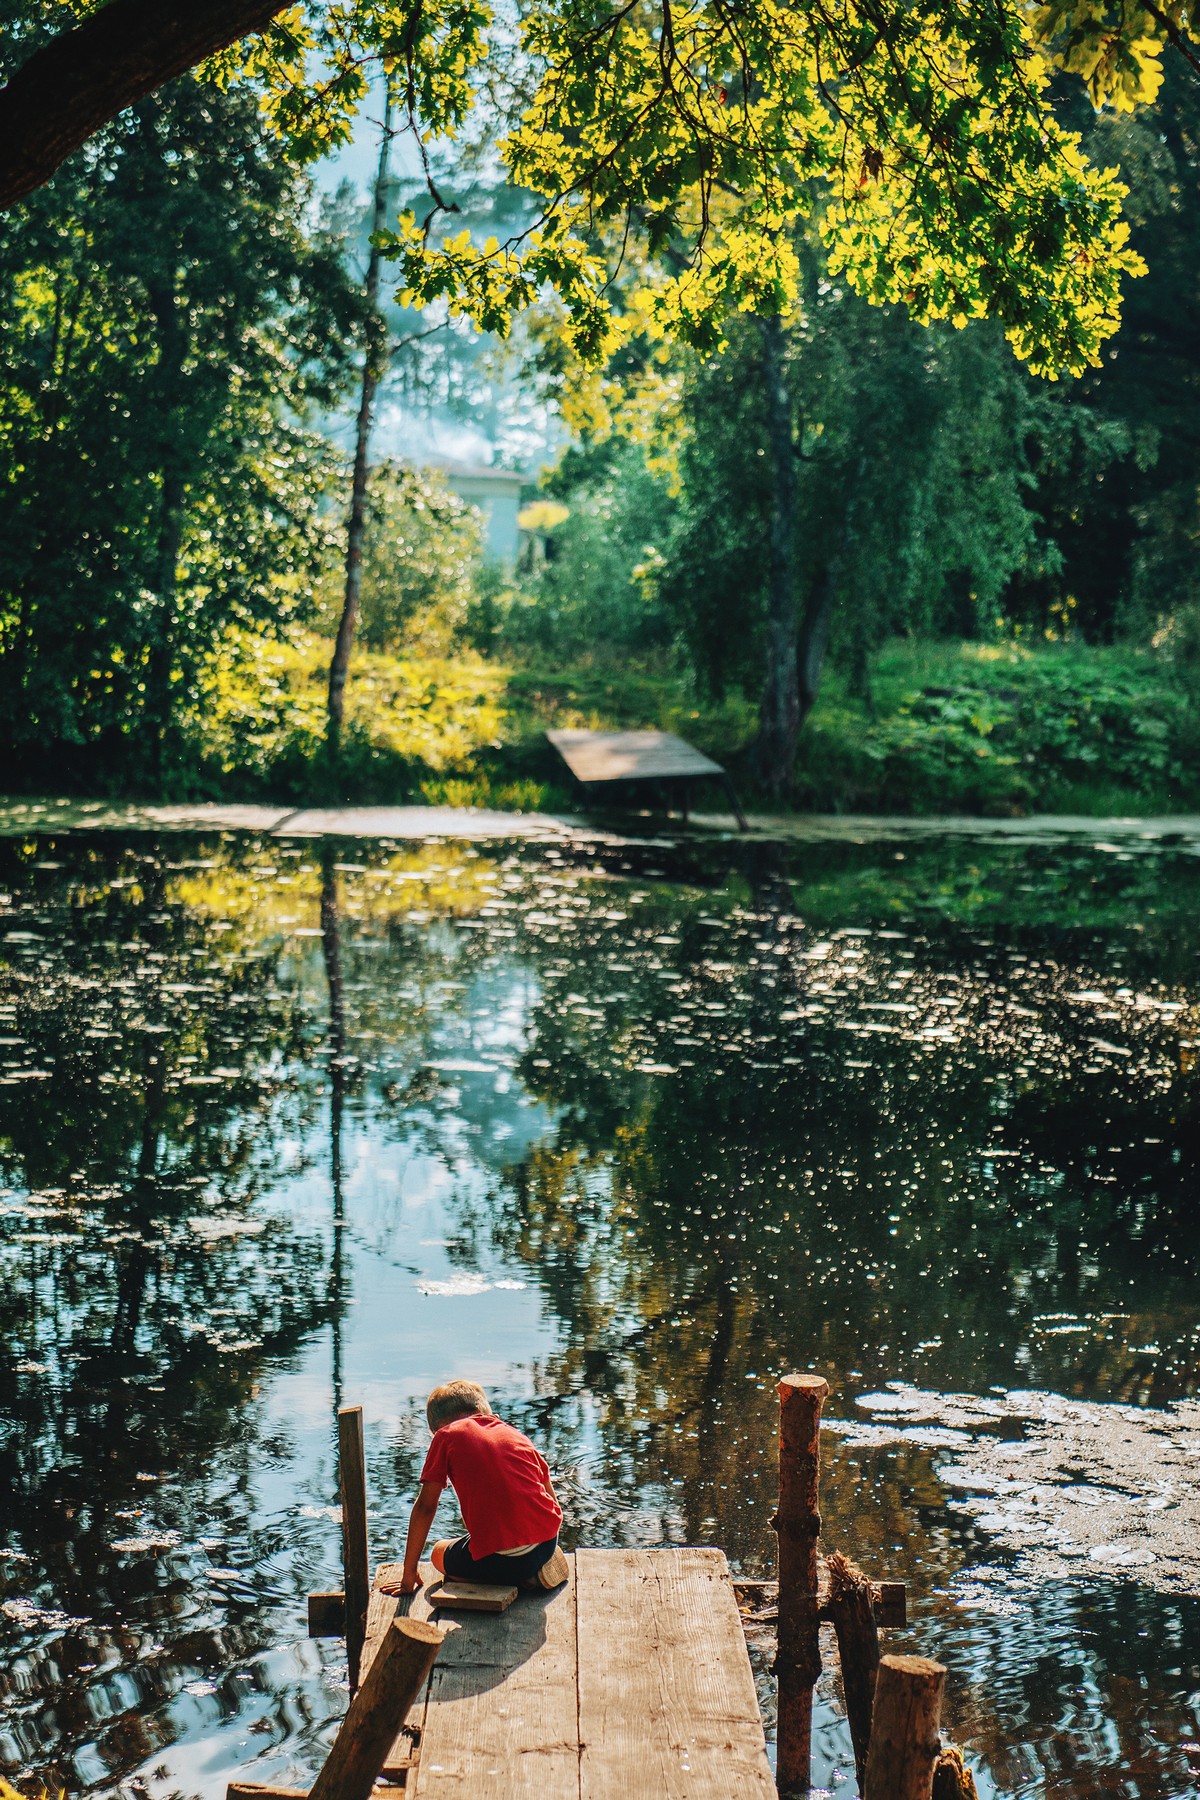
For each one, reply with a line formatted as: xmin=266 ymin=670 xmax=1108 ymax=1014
xmin=410 ymin=1554 xmax=580 ymax=1798
xmin=425 ymin=1577 xmax=519 ymax=1613
xmin=547 ymin=728 xmax=724 ymax=785
xmin=226 ymin=1786 xmax=309 ymax=1799
xmin=733 ymin=1572 xmax=907 ymax=1627
xmin=577 ymin=1547 xmax=773 ymax=1800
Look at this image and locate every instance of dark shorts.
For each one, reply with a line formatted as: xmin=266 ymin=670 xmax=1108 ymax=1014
xmin=441 ymin=1534 xmax=558 ymax=1586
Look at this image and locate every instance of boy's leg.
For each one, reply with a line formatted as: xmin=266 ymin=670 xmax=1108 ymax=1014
xmin=430 ymin=1539 xmax=452 ymax=1574
xmin=440 ymin=1536 xmax=548 ymax=1584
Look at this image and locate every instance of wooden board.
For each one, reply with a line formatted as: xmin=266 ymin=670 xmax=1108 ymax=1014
xmin=424 ymin=1578 xmax=519 ymax=1612
xmin=410 ymin=1556 xmax=580 ymax=1799
xmin=576 ymin=1547 xmax=774 ymax=1800
xmin=547 ymin=729 xmax=724 ymax=785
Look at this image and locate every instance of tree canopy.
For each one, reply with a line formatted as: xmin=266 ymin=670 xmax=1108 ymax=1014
xmin=3 ymin=0 xmax=1199 ymax=373
xmin=0 ymin=77 xmax=358 ymax=781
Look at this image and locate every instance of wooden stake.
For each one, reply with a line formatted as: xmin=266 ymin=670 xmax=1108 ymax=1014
xmin=338 ymin=1403 xmax=370 ymax=1694
xmin=825 ymin=1551 xmax=880 ymax=1789
xmin=227 ymin=1617 xmax=442 ymax=1800
xmin=863 ymin=1654 xmax=946 ymax=1800
xmin=774 ymin=1371 xmax=829 ymax=1795
xmin=932 ymin=1746 xmax=979 ymax=1800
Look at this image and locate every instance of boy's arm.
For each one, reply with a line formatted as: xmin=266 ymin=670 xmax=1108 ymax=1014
xmin=379 ymin=1481 xmax=442 ymax=1594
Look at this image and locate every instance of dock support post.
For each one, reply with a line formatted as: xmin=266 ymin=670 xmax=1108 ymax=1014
xmin=774 ymin=1372 xmax=829 ymax=1794
xmin=339 ymin=1403 xmax=370 ymax=1694
xmin=826 ymin=1551 xmax=880 ymax=1789
xmin=226 ymin=1616 xmax=443 ymax=1800
xmin=863 ymin=1654 xmax=946 ymax=1800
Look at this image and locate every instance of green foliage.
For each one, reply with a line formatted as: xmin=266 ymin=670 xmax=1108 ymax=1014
xmin=494 ymin=437 xmax=678 ymax=660
xmin=644 ymin=296 xmax=1072 ymax=698
xmin=315 ymin=459 xmax=484 ymax=654
xmin=0 ymin=77 xmax=358 ymax=783
xmin=792 ymin=639 xmax=1200 ymax=814
xmin=191 ymin=629 xmax=509 ymax=802
xmin=15 ymin=0 xmax=1200 ymax=374
xmin=385 ymin=0 xmax=1143 ymax=375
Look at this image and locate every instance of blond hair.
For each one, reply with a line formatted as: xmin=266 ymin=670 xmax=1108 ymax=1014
xmin=426 ymin=1379 xmax=491 ymax=1432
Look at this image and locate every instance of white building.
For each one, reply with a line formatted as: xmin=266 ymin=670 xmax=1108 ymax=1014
xmin=439 ymin=461 xmax=526 ymax=565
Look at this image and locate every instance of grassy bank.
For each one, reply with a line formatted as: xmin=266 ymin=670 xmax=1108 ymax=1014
xmin=178 ymin=630 xmax=1200 ymax=816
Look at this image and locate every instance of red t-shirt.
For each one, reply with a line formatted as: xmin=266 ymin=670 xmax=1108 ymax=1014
xmin=420 ymin=1414 xmax=562 ymax=1559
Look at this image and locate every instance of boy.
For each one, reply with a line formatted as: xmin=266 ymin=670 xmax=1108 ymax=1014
xmin=382 ymin=1380 xmax=567 ymax=1594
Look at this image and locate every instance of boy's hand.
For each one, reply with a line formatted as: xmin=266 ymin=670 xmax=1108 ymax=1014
xmin=378 ymin=1569 xmax=422 ymax=1596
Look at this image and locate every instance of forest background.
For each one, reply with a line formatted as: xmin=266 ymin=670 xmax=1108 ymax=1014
xmin=4 ymin=46 xmax=1200 ymax=819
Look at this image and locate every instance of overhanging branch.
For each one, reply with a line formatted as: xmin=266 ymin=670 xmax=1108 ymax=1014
xmin=0 ymin=0 xmax=293 ymax=210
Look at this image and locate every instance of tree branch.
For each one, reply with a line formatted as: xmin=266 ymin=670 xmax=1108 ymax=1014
xmin=0 ymin=0 xmax=292 ymax=210
xmin=1141 ymin=0 xmax=1200 ymax=78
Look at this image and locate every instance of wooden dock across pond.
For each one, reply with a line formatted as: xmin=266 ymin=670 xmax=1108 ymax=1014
xmin=363 ymin=1548 xmax=774 ymax=1798
xmin=545 ymin=729 xmax=748 ymax=830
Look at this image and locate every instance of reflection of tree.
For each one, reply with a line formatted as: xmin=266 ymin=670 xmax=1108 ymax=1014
xmin=471 ymin=871 xmax=1200 ymax=1796
xmin=0 ymin=836 xmax=338 ymax=1788
xmin=4 ymin=832 xmax=1199 ymax=1796
xmin=321 ymin=847 xmax=347 ymax=1410
xmin=496 ymin=886 xmax=1199 ymax=1456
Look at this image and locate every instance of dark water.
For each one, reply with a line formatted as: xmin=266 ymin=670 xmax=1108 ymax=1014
xmin=1 ymin=827 xmax=1198 ymax=1799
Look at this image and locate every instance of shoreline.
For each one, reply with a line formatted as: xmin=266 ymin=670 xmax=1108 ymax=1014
xmin=4 ymin=795 xmax=1200 ymax=847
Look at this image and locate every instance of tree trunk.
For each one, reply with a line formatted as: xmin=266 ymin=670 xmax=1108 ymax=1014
xmin=796 ymin=553 xmax=840 ymax=725
xmin=0 ymin=0 xmax=292 ymax=211
xmin=145 ymin=199 xmax=188 ymax=772
xmin=755 ymin=313 xmax=800 ymax=797
xmin=794 ymin=456 xmax=864 ymax=741
xmin=326 ymin=90 xmax=393 ymax=760
xmin=148 ymin=470 xmax=185 ymax=763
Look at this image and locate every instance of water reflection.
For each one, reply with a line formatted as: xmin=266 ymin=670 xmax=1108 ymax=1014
xmin=1 ymin=830 xmax=1198 ymax=1798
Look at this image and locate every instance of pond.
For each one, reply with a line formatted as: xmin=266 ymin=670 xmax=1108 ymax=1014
xmin=1 ymin=823 xmax=1198 ymax=1799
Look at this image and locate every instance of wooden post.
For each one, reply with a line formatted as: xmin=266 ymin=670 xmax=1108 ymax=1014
xmin=825 ymin=1551 xmax=880 ymax=1788
xmin=226 ymin=1616 xmax=443 ymax=1800
xmin=339 ymin=1403 xmax=370 ymax=1694
xmin=774 ymin=1372 xmax=829 ymax=1795
xmin=863 ymin=1654 xmax=946 ymax=1800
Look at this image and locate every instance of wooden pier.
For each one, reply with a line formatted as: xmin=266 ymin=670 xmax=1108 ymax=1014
xmin=232 ymin=1378 xmax=983 ymax=1800
xmin=364 ymin=1547 xmax=774 ymax=1797
xmin=546 ymin=727 xmax=749 ymax=829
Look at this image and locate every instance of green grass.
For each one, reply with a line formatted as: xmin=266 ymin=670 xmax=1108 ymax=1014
xmin=182 ymin=629 xmax=1200 ymax=817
